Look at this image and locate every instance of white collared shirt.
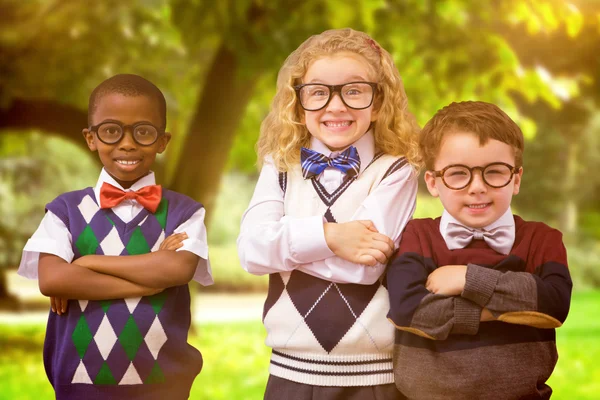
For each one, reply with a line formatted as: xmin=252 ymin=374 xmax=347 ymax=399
xmin=237 ymin=131 xmax=418 ymax=285
xmin=439 ymin=207 xmax=516 ymax=251
xmin=18 ymin=168 xmax=213 ymax=286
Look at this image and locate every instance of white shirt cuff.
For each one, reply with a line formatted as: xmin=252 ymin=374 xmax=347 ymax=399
xmin=192 ymin=257 xmax=213 ymax=286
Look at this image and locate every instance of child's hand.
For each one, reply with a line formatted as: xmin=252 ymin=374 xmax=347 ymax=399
xmin=158 ymin=232 xmax=188 ymax=251
xmin=481 ymin=307 xmax=496 ymax=321
xmin=324 ymin=220 xmax=395 ymax=266
xmin=50 ymin=296 xmax=68 ymax=315
xmin=426 ymin=265 xmax=467 ymax=296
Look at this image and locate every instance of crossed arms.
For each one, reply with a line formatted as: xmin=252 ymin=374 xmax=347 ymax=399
xmin=387 ymin=225 xmax=572 ymax=340
xmin=39 ymin=232 xmax=198 ymax=313
xmin=237 ymin=160 xmax=417 ymax=284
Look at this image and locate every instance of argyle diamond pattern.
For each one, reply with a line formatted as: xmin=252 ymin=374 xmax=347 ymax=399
xmin=75 ymin=226 xmax=99 ymax=256
xmin=119 ymin=316 xmax=144 ymax=360
xmin=70 ymin=297 xmax=170 ymax=385
xmin=72 ymin=315 xmax=93 ymax=358
xmin=69 ymin=196 xmax=170 ymax=385
xmin=264 ymin=270 xmax=382 ymax=353
xmin=120 ymin=362 xmax=143 ymax=385
xmin=126 ymin=227 xmax=151 ymax=255
xmin=99 ymin=226 xmax=125 ymax=256
xmin=73 ymin=196 xmax=169 ymax=258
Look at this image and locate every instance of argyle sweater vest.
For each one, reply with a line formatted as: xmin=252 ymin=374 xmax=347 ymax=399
xmin=262 ymin=153 xmax=408 ymax=387
xmin=387 ymin=216 xmax=572 ymax=400
xmin=43 ymin=187 xmax=203 ymax=400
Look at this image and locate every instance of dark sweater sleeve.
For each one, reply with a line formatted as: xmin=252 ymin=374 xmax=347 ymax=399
xmin=387 ymin=221 xmax=482 ymax=340
xmin=461 ymin=229 xmax=572 ymax=329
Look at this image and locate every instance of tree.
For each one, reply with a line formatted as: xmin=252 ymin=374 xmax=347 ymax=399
xmin=500 ymin=0 xmax=600 ymax=235
xmin=1 ymin=0 xmax=599 ymax=299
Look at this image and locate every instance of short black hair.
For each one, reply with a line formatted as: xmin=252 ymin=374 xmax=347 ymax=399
xmin=88 ymin=74 xmax=167 ymax=129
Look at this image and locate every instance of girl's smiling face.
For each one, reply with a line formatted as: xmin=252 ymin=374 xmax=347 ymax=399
xmin=301 ymin=52 xmax=378 ymax=151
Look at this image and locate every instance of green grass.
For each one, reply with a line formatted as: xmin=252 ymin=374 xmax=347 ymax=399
xmin=0 ymin=320 xmax=270 ymax=400
xmin=547 ymin=291 xmax=600 ymax=398
xmin=190 ymin=321 xmax=270 ymax=399
xmin=0 ymin=291 xmax=599 ymax=399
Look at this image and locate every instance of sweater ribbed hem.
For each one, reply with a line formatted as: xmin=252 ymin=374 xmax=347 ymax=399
xmin=451 ymin=297 xmax=481 ymax=335
xmin=54 ymin=380 xmax=194 ymax=400
xmin=462 ymin=263 xmax=501 ymax=307
xmin=269 ymin=350 xmax=394 ymax=387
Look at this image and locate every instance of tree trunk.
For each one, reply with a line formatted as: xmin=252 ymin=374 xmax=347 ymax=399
xmin=0 ymin=270 xmax=9 ymax=298
xmin=0 ymin=270 xmax=18 ymax=310
xmin=170 ymin=44 xmax=259 ymax=222
xmin=559 ymin=141 xmax=579 ymax=237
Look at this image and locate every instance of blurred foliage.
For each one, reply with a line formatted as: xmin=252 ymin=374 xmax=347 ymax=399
xmin=0 ymin=133 xmax=97 ymax=267
xmin=0 ymin=0 xmax=599 ymax=285
xmin=567 ymin=243 xmax=600 ymax=290
xmin=209 ymin=173 xmax=256 ymax=246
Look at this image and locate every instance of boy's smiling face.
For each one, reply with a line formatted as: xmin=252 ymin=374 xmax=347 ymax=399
xmin=424 ymin=131 xmax=523 ymax=228
xmin=83 ymin=93 xmax=170 ymax=189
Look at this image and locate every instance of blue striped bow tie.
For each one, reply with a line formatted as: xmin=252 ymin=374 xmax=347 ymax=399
xmin=300 ymin=146 xmax=361 ymax=180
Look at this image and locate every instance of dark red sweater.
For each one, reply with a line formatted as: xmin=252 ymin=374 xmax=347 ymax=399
xmin=386 ymin=215 xmax=572 ymax=400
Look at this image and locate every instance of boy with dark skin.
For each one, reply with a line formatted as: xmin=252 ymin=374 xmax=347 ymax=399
xmin=19 ymin=74 xmax=211 ymax=400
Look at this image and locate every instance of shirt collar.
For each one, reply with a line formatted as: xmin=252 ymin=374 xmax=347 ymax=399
xmin=310 ymin=130 xmax=375 ymax=174
xmin=440 ymin=207 xmax=515 ymax=248
xmin=93 ymin=168 xmax=156 ymax=204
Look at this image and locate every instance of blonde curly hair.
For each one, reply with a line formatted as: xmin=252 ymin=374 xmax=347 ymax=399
xmin=257 ymin=28 xmax=421 ymax=171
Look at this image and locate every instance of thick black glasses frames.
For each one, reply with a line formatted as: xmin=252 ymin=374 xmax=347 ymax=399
xmin=294 ymin=81 xmax=378 ymax=111
xmin=89 ymin=121 xmax=164 ymax=146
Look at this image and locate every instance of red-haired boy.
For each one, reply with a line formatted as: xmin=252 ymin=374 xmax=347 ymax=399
xmin=387 ymin=101 xmax=572 ymax=399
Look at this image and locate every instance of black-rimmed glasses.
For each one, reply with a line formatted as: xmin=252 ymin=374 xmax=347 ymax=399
xmin=294 ymin=81 xmax=378 ymax=111
xmin=89 ymin=121 xmax=164 ymax=146
xmin=432 ymin=162 xmax=520 ymax=190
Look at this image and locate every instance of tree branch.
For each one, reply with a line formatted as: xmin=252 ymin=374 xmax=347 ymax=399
xmin=0 ymin=97 xmax=87 ymax=145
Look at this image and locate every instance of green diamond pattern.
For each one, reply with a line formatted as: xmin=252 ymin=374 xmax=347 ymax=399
xmin=126 ymin=227 xmax=151 ymax=255
xmin=71 ymin=315 xmax=93 ymax=358
xmin=100 ymin=300 xmax=112 ymax=313
xmin=154 ymin=199 xmax=168 ymax=230
xmin=94 ymin=362 xmax=117 ymax=385
xmin=148 ymin=291 xmax=167 ymax=314
xmin=118 ymin=316 xmax=144 ymax=361
xmin=145 ymin=361 xmax=165 ymax=384
xmin=75 ymin=225 xmax=99 ymax=256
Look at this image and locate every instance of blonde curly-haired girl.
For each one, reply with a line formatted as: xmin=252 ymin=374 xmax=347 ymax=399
xmin=238 ymin=28 xmax=420 ymax=400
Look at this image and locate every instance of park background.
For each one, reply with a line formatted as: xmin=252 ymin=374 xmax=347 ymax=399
xmin=0 ymin=0 xmax=599 ymax=399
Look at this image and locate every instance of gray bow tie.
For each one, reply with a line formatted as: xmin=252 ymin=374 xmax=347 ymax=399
xmin=445 ymin=222 xmax=513 ymax=255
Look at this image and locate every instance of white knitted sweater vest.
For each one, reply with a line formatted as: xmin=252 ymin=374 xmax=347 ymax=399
xmin=263 ymin=153 xmax=407 ymax=386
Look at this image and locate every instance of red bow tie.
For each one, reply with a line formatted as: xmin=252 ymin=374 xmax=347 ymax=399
xmin=99 ymin=182 xmax=162 ymax=213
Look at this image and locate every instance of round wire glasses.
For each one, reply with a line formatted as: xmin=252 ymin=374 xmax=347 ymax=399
xmin=432 ymin=162 xmax=520 ymax=190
